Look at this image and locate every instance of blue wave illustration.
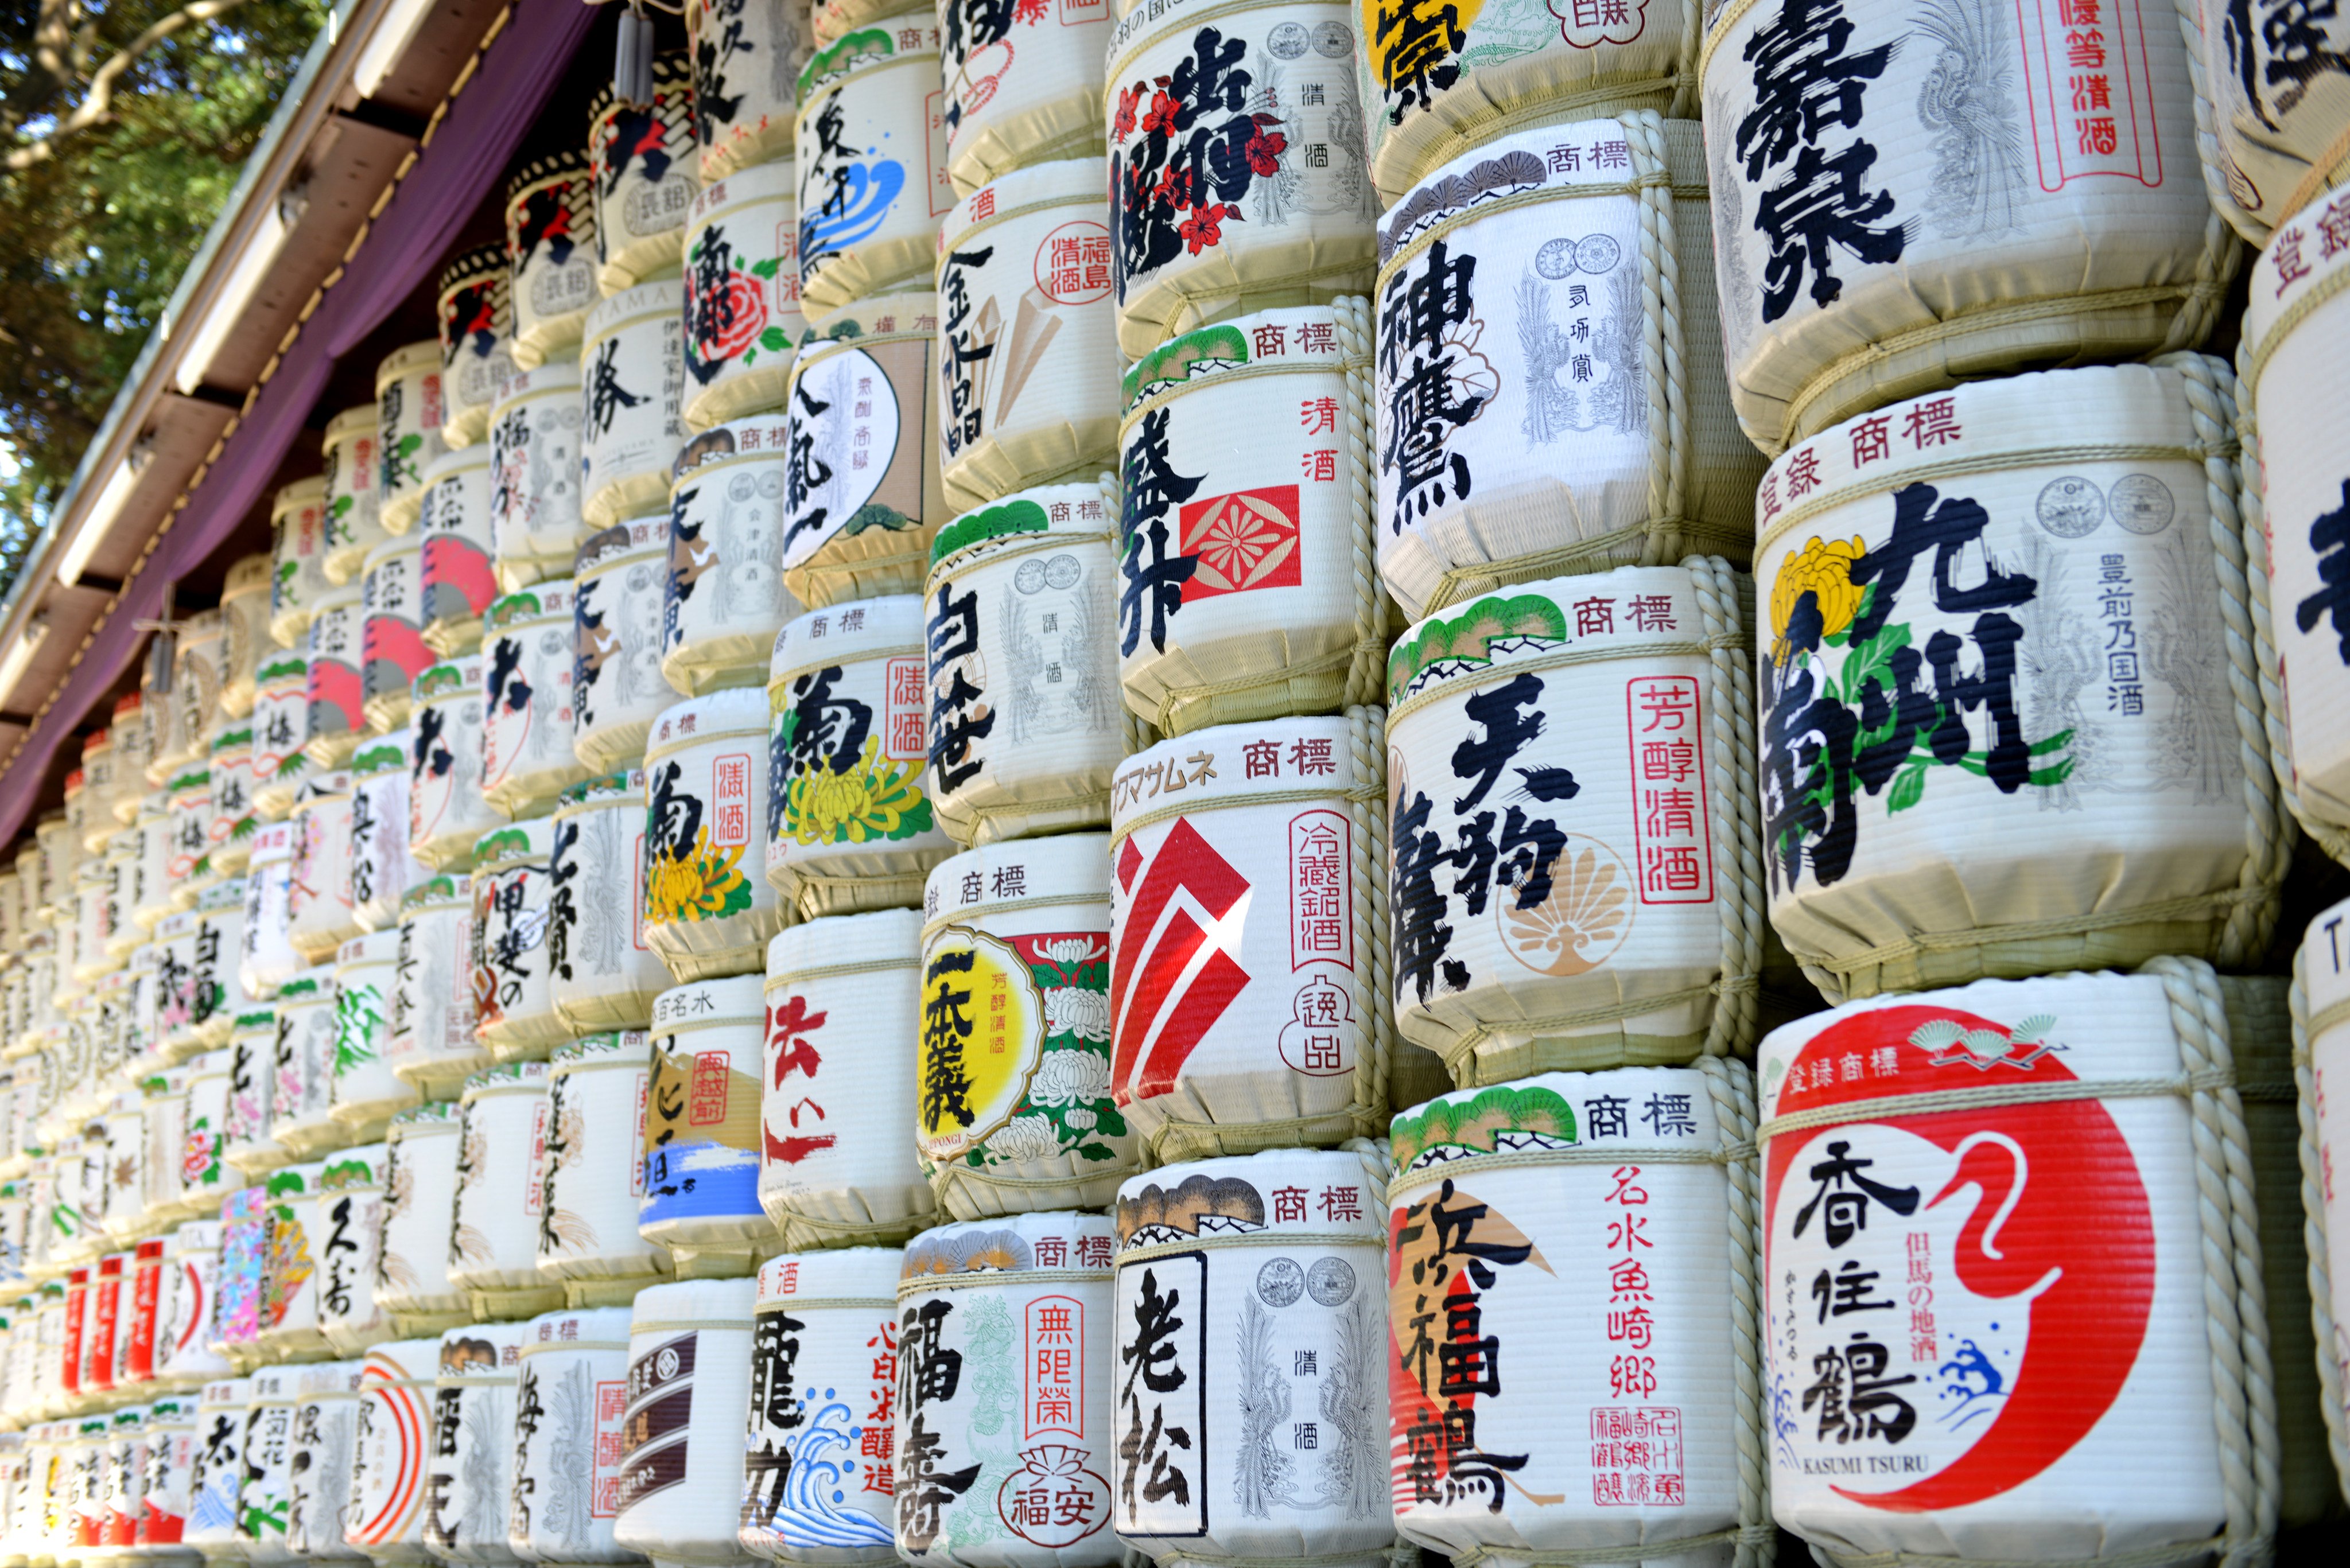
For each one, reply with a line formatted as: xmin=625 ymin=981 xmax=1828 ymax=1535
xmin=752 ymin=1395 xmax=894 ymax=1550
xmin=639 ymin=1142 xmax=763 ymax=1225
xmin=801 ymin=162 xmax=906 ymax=260
xmin=191 ymin=1481 xmax=238 ymax=1536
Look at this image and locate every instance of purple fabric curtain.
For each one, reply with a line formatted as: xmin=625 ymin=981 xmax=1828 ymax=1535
xmin=0 ymin=0 xmax=600 ymax=845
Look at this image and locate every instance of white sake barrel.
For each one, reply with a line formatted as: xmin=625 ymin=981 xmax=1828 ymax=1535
xmin=471 ymin=819 xmax=564 ymax=1060
xmin=1104 ymin=0 xmax=1377 ymax=359
xmin=923 ymin=483 xmax=1123 ymax=847
xmin=250 ymin=654 xmax=312 ymax=820
xmin=330 ymin=931 xmax=416 ymax=1141
xmin=270 ymin=478 xmax=334 ymax=651
xmin=480 ymin=579 xmax=592 ymax=816
xmin=348 ymin=734 xmax=413 ymax=936
xmin=376 ymin=341 xmax=449 ymax=536
xmin=1758 ymin=962 xmax=2282 ymax=1561
xmin=38 ymin=814 xmax=76 ymax=923
xmin=183 ymin=1376 xmax=248 ymax=1550
xmin=763 ymin=598 xmax=954 ymax=917
xmin=1116 ymin=302 xmax=1382 ymax=733
xmin=74 ymin=732 xmax=117 ymax=849
xmin=758 ymin=913 xmax=934 ymax=1247
xmin=1373 ymin=119 xmax=1762 ymax=618
xmin=681 ymin=163 xmax=804 ymax=432
xmin=1698 ymin=0 xmax=2224 ymax=454
xmin=101 ymin=1406 xmax=147 ymax=1550
xmin=111 ymin=692 xmax=156 ymax=826
xmin=539 ymin=1033 xmax=672 ymax=1304
xmin=419 ymin=446 xmax=499 ymax=656
xmin=69 ymin=859 xmax=118 ymax=986
xmin=449 ymin=1065 xmax=562 ymax=1319
xmin=1386 ymin=1065 xmax=1760 ymax=1561
xmin=409 ymin=656 xmax=500 ymax=873
xmin=425 ymin=1321 xmax=527 ymax=1565
xmin=2302 ymin=917 xmax=2350 ymax=1492
xmin=137 ymin=1074 xmax=187 ymax=1229
xmin=934 ymin=161 xmax=1120 ymax=515
xmin=737 ymin=1248 xmax=899 ymax=1562
xmin=1112 ymin=1150 xmax=1390 ymax=1567
xmin=361 ymin=539 xmax=433 ymax=734
xmin=573 ymin=519 xmax=672 ymax=773
xmin=313 ymin=1145 xmax=391 ymax=1356
xmin=139 ymin=1390 xmax=197 ymax=1548
xmin=916 ymin=839 xmax=1129 ymax=1217
xmin=508 ymin=155 xmax=602 ymax=369
xmin=1385 ymin=561 xmax=1759 ymax=1081
xmin=324 ymin=409 xmax=387 ymax=587
xmin=106 ymin=833 xmax=149 ymax=960
xmin=794 ymin=21 xmax=950 ymax=314
xmin=642 ymin=977 xmax=775 ymax=1277
xmin=390 ymin=873 xmax=490 ymax=1100
xmin=690 ymin=0 xmax=809 ymax=182
xmin=667 ymin=414 xmax=807 ymax=690
xmin=238 ymin=823 xmax=300 ymax=1003
xmin=582 ymin=283 xmax=689 ymax=530
xmin=2191 ymin=0 xmax=2350 ymax=240
xmin=133 ymin=792 xmax=176 ymax=932
xmin=266 ymin=968 xmax=340 ymax=1161
xmin=286 ymin=775 xmax=358 ymax=966
xmin=589 ymin=55 xmax=699 ymax=295
xmin=222 ymin=1007 xmax=286 ymax=1179
xmin=644 ymin=690 xmax=790 ymax=979
xmin=162 ymin=1224 xmax=232 ymax=1394
xmin=1108 ymin=712 xmax=1388 ymax=1159
xmin=375 ymin=1106 xmax=468 ymax=1338
xmin=221 ymin=554 xmax=275 ymax=720
xmin=612 ymin=1277 xmax=760 ymax=1564
xmin=285 ymin=1361 xmax=364 ymax=1560
xmin=780 ymin=326 xmax=942 ymax=609
xmin=550 ymin=772 xmax=668 ymax=1033
xmin=204 ymin=726 xmax=258 ymax=880
xmin=1755 ymin=361 xmax=2279 ymax=999
xmin=348 ymin=1338 xmax=439 ymax=1563
xmin=438 ymin=244 xmax=520 ymax=449
xmin=237 ymin=1368 xmax=297 ymax=1561
xmin=891 ymin=1212 xmax=1119 ymax=1566
xmin=509 ymin=1305 xmax=637 ymax=1562
xmin=176 ymin=1051 xmax=235 ymax=1219
xmin=254 ymin=1161 xmax=329 ymax=1359
xmin=491 ymin=364 xmax=589 ymax=592
xmin=939 ymin=0 xmax=1105 ymax=195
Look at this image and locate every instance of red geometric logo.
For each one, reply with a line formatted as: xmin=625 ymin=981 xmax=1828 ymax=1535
xmin=1110 ymin=819 xmax=1250 ymax=1104
xmin=1178 ymin=485 xmax=1302 ymax=602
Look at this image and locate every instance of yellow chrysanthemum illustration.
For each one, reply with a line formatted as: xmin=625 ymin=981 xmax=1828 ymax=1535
xmin=788 ymin=734 xmax=928 ymax=845
xmin=1770 ymin=534 xmax=1868 ymax=658
xmin=646 ymin=828 xmax=752 ymax=924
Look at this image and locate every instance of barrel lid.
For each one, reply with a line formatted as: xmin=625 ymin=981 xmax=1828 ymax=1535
xmin=265 ymin=1160 xmax=323 ymax=1199
xmin=645 ymin=686 xmax=768 ymax=756
xmin=80 ymin=732 xmax=111 ymax=758
xmin=506 ymin=149 xmax=589 ymax=202
xmin=351 ymin=731 xmax=410 ymax=780
xmin=799 ymin=290 xmax=935 ymax=349
xmin=460 ymin=1059 xmax=550 ymax=1100
xmin=438 ymin=242 xmax=509 ymax=296
xmin=899 ymin=1211 xmax=1116 ymax=1285
xmin=1115 ymin=1149 xmax=1385 ymax=1250
xmin=1122 ymin=302 xmax=1349 ymax=414
xmin=519 ymin=1305 xmax=634 ymax=1351
xmin=798 ymin=18 xmax=938 ymax=101
xmin=549 ymin=1030 xmax=651 ymax=1070
xmin=323 ymin=405 xmax=379 ymax=447
xmin=472 ymin=815 xmax=553 ymax=869
xmin=112 ymin=691 xmax=142 ymax=719
xmin=197 ymin=1376 xmax=251 ymax=1406
xmin=187 ymin=1046 xmax=234 ymax=1080
xmin=768 ymin=906 xmax=920 ymax=978
xmin=1388 ymin=563 xmax=1707 ymax=709
xmin=422 ymin=443 xmax=491 ymax=484
xmin=308 ymin=582 xmax=362 ymax=616
xmin=388 ymin=1099 xmax=463 ymax=1134
xmin=922 ymin=832 xmax=1110 ymax=935
xmin=651 ymin=972 xmax=764 ymax=1030
xmin=437 ymin=1317 xmax=529 ymax=1379
xmin=335 ymin=929 xmax=399 ymax=969
xmin=670 ymin=413 xmax=790 ymax=483
xmin=758 ymin=1244 xmax=901 ymax=1306
xmin=628 ymin=1274 xmax=756 ymax=1328
xmin=574 ymin=515 xmax=666 ymax=575
xmin=414 ymin=658 xmax=482 ymax=703
xmin=492 ymin=359 xmax=581 ymax=408
xmin=690 ymin=156 xmax=794 ymax=223
xmin=274 ymin=965 xmax=335 ymax=1003
xmin=930 ymin=481 xmax=1113 ymax=574
xmin=361 ymin=1337 xmax=447 ymax=1383
xmin=768 ymin=593 xmax=925 ymax=685
xmin=321 ymin=1143 xmax=387 ymax=1190
xmin=399 ymin=871 xmax=470 ymax=913
xmin=228 ymin=1006 xmax=276 ymax=1037
xmin=375 ymin=339 xmax=443 ymax=391
xmin=585 ymin=278 xmax=685 ymax=340
xmin=484 ymin=578 xmax=575 ymax=632
xmin=553 ymin=768 xmax=644 ymax=815
xmin=939 ymin=155 xmax=1098 ymax=252
xmin=296 ymin=1359 xmax=365 ymax=1397
xmin=273 ymin=475 xmax=328 ymax=515
xmin=362 ymin=534 xmax=424 ymax=575
xmin=209 ymin=725 xmax=254 ymax=757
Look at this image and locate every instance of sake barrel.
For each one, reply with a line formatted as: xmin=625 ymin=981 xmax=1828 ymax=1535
xmin=590 ymin=56 xmax=698 ymax=295
xmin=681 ymin=163 xmax=805 ymax=431
xmin=270 ymin=478 xmax=334 ymax=651
xmin=1104 ymin=0 xmax=1377 ymax=359
xmin=422 ymin=1321 xmax=527 ymax=1564
xmin=1757 ymin=962 xmax=2284 ymax=1561
xmin=756 ymin=912 xmax=934 ymax=1247
xmin=236 ymin=823 xmax=300 ymax=1001
xmin=644 ymin=690 xmax=791 ymax=979
xmin=439 ymin=244 xmax=521 ymax=449
xmin=1697 ymin=0 xmax=2225 ymax=455
xmin=176 ymin=1052 xmax=235 ymax=1221
xmin=348 ymin=734 xmax=413 ymax=936
xmin=157 ymin=1223 xmax=231 ymax=1390
xmin=138 ymin=1073 xmax=188 ymax=1226
xmin=235 ymin=1368 xmax=298 ymax=1559
xmin=203 ymin=726 xmax=257 ymax=881
xmin=222 ymin=1009 xmax=286 ymax=1179
xmin=507 ymin=1306 xmax=635 ymax=1563
xmin=76 ymin=736 xmax=118 ymax=851
xmin=1108 ymin=712 xmax=1389 ymax=1159
xmin=1754 ymin=361 xmax=2281 ymax=1000
xmin=221 ymin=556 xmax=275 ymax=721
xmin=793 ymin=21 xmax=950 ymax=314
xmin=284 ymin=1361 xmax=364 ymax=1560
xmin=448 ymin=1064 xmax=561 ymax=1318
xmin=611 ymin=1277 xmax=760 ymax=1564
xmin=938 ymin=0 xmax=1106 ymax=196
xmin=640 ymin=977 xmax=774 ymax=1277
xmin=923 ymin=483 xmax=1123 ymax=846
xmin=549 ymin=772 xmax=669 ymax=1033
xmin=80 ymin=1253 xmax=125 ymax=1394
xmin=1384 ymin=561 xmax=1761 ymax=1081
xmin=376 ymin=341 xmax=449 ymax=538
xmin=330 ymin=931 xmax=417 ymax=1141
xmin=779 ymin=329 xmax=943 ymax=608
xmin=375 ymin=1106 xmax=468 ymax=1338
xmin=110 ymin=694 xmax=155 ymax=828
xmin=736 ymin=1248 xmax=899 ymax=1562
xmin=347 ymin=1339 xmax=438 ymax=1564
xmin=889 ymin=1212 xmax=1118 ymax=1566
xmin=389 ymin=874 xmax=489 ymax=1100
xmin=153 ymin=910 xmax=203 ymax=1059
xmin=690 ymin=0 xmax=809 ymax=182
xmin=250 ymin=655 xmax=311 ymax=820
xmin=471 ymin=820 xmax=564 ymax=1061
xmin=480 ymin=581 xmax=591 ymax=818
xmin=934 ymin=162 xmax=1121 ymax=514
xmin=581 ymin=283 xmax=689 ymax=529
xmin=665 ymin=415 xmax=807 ymax=690
xmin=360 ymin=539 xmax=432 ymax=734
xmin=303 ymin=585 xmax=366 ymax=768
xmin=538 ymin=1033 xmax=671 ymax=1305
xmin=324 ymin=410 xmax=387 ymax=587
xmin=69 ymin=862 xmax=118 ymax=986
xmin=313 ymin=1145 xmax=391 ymax=1357
xmin=102 ymin=1405 xmax=149 ymax=1550
xmin=183 ymin=1376 xmax=247 ymax=1550
xmin=418 ymin=446 xmax=499 ymax=656
xmin=1372 ymin=122 xmax=1762 ymax=618
xmin=37 ymin=815 xmax=75 ymax=924
xmin=409 ymin=657 xmax=500 ymax=872
xmin=490 ymin=364 xmax=589 ymax=591
xmin=253 ymin=1162 xmax=328 ymax=1359
xmin=2249 ymin=969 xmax=2338 ymax=1524
xmin=762 ymin=598 xmax=954 ymax=917
xmin=286 ymin=775 xmax=358 ymax=967
xmin=139 ymin=1390 xmax=196 ymax=1548
xmin=915 ymin=839 xmax=1131 ymax=1217
xmin=573 ymin=519 xmax=672 ymax=773
xmin=508 ymin=155 xmax=602 ymax=369
xmin=265 ymin=968 xmax=339 ymax=1162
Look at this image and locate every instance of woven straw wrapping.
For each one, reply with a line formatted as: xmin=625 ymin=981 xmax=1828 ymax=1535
xmin=328 ymin=929 xmax=418 ymax=1141
xmin=794 ymin=25 xmax=949 ymax=315
xmin=690 ymin=0 xmax=809 ymax=184
xmin=538 ymin=1036 xmax=674 ymax=1301
xmin=781 ymin=330 xmax=945 ymax=611
xmin=570 ymin=522 xmax=670 ymax=776
xmin=586 ymin=53 xmax=698 ymax=297
xmin=643 ymin=690 xmax=791 ymax=982
xmin=375 ymin=339 xmax=449 ymax=537
xmin=504 ymin=153 xmax=600 ymax=369
xmin=359 ymin=540 xmax=429 ymax=734
xmin=680 ymin=161 xmax=804 ymax=433
xmin=487 ymin=364 xmax=586 ymax=594
xmin=435 ymin=243 xmax=515 ymax=450
xmin=450 ymin=1064 xmax=564 ymax=1320
xmin=547 ymin=773 xmax=671 ymax=1036
xmin=417 ymin=446 xmax=496 ymax=657
xmin=221 ymin=553 xmax=273 ymax=720
xmin=643 ymin=976 xmax=779 ymax=1275
xmin=376 ymin=1106 xmax=469 ymax=1336
xmin=469 ymin=819 xmax=566 ymax=1061
xmin=301 ymin=587 xmax=364 ymax=769
xmin=2173 ymin=0 xmax=2350 ymax=244
xmin=425 ymin=1321 xmax=526 ymax=1562
xmin=480 ymin=581 xmax=592 ymax=819
xmin=579 ymin=283 xmax=688 ymax=531
xmin=2290 ymin=917 xmax=2350 ymax=1507
xmin=320 ymin=407 xmax=385 ymax=588
xmin=511 ymin=1307 xmax=638 ymax=1562
xmin=390 ymin=874 xmax=490 ymax=1100
xmin=666 ymin=415 xmax=809 ymax=694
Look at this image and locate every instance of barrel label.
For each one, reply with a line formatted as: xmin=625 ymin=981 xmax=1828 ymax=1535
xmin=617 ymin=1332 xmax=697 ymax=1512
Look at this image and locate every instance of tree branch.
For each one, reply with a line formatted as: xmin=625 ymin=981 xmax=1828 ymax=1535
xmin=6 ymin=0 xmax=253 ymax=171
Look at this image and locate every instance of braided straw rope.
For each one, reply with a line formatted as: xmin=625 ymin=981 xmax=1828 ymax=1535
xmin=2288 ymin=948 xmax=2350 ymax=1503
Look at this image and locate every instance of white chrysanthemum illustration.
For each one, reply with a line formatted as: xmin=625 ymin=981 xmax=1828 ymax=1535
xmin=1038 ymin=936 xmax=1105 ymax=970
xmin=1027 ymin=1046 xmax=1111 ymax=1105
xmin=984 ymin=1114 xmax=1059 ymax=1162
xmin=1042 ymin=986 xmax=1110 ymax=1042
xmin=1062 ymin=1107 xmax=1097 ymax=1131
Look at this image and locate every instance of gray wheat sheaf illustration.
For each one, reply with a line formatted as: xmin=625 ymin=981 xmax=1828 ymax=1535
xmin=1001 ymin=574 xmax=1112 ymax=742
xmin=1706 ymin=87 xmax=1757 ymax=362
xmin=1233 ymin=1296 xmax=1295 ymax=1518
xmin=542 ymin=1363 xmax=595 ymax=1549
xmin=1514 ymin=266 xmax=1647 ymax=444
xmin=1914 ymin=0 xmax=2027 ymax=239
xmin=574 ymin=808 xmax=630 ymax=978
xmin=1318 ymin=1292 xmax=1382 ymax=1515
xmin=2016 ymin=534 xmax=2102 ymax=810
xmin=460 ymin=1395 xmax=507 ymax=1545
xmin=2145 ymin=520 xmax=2232 ymax=803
